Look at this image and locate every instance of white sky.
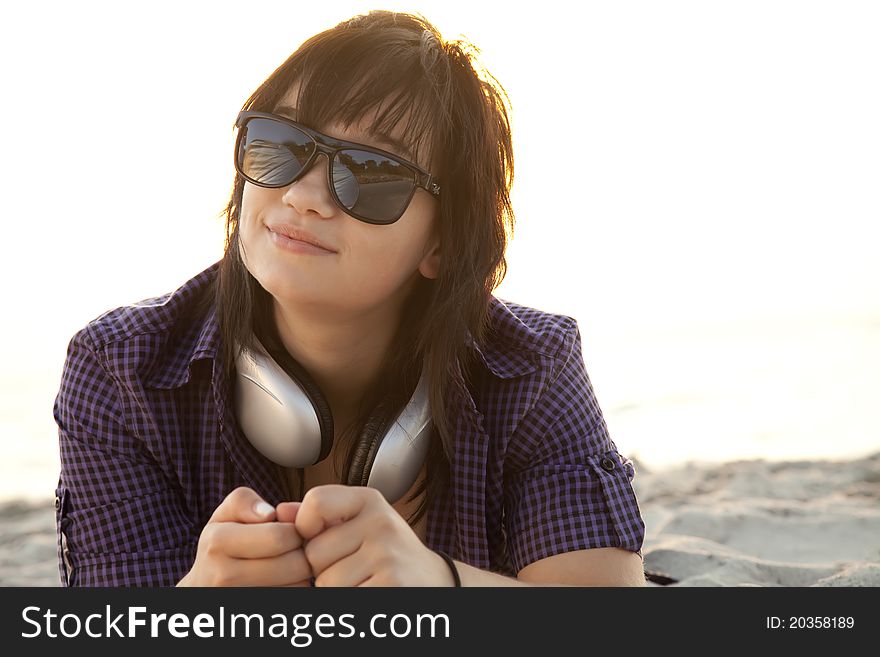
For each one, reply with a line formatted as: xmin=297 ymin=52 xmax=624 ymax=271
xmin=0 ymin=1 xmax=878 ymax=494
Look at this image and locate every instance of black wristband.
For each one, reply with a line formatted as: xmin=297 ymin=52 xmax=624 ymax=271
xmin=435 ymin=550 xmax=461 ymax=587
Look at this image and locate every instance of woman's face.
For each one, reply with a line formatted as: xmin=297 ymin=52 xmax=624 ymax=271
xmin=238 ymin=93 xmax=440 ymax=318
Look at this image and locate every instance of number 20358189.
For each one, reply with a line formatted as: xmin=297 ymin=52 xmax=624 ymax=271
xmin=766 ymin=616 xmax=854 ymax=629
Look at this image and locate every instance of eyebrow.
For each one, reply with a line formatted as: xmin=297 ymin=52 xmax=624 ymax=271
xmin=273 ymin=104 xmax=416 ymax=162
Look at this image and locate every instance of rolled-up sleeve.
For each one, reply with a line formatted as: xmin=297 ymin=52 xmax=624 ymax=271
xmin=503 ymin=319 xmax=645 ymax=575
xmin=53 ymin=328 xmax=197 ymax=587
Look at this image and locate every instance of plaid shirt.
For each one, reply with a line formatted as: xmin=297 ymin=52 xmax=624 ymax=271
xmin=53 ymin=261 xmax=645 ymax=586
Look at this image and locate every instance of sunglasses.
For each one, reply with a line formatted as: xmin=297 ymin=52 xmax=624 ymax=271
xmin=233 ymin=111 xmax=441 ymax=225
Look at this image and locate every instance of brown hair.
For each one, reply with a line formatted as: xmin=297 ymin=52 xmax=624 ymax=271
xmin=202 ymin=9 xmax=515 ymax=528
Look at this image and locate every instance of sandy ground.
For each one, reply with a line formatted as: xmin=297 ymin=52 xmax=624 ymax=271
xmin=0 ymin=496 xmax=59 ymax=586
xmin=635 ymin=451 xmax=880 ymax=586
xmin=2 ymin=450 xmax=878 ymax=586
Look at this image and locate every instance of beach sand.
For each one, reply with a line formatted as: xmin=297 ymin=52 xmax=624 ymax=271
xmin=2 ymin=451 xmax=878 ymax=586
xmin=635 ymin=451 xmax=880 ymax=586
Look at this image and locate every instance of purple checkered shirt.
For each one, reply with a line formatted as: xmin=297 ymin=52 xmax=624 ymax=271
xmin=53 ymin=261 xmax=645 ymax=586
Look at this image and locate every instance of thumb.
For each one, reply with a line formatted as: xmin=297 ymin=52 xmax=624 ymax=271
xmin=209 ymin=486 xmax=276 ymax=524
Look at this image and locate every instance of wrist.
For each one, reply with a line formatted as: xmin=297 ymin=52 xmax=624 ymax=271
xmin=434 ymin=550 xmax=461 ymax=587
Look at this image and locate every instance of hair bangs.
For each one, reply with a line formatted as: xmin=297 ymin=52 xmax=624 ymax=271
xmin=287 ymin=42 xmax=445 ymax=174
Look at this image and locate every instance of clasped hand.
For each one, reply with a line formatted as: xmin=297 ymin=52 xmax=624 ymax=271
xmin=177 ymin=486 xmax=453 ymax=587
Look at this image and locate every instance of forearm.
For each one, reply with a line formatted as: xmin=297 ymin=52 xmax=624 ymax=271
xmin=450 ymin=560 xmax=570 ymax=587
xmin=450 ymin=548 xmax=648 ymax=587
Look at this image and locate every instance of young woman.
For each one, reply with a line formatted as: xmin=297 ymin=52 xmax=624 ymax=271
xmin=53 ymin=10 xmax=646 ymax=587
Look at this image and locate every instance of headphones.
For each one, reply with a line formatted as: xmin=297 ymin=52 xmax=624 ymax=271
xmin=233 ymin=336 xmax=432 ymax=504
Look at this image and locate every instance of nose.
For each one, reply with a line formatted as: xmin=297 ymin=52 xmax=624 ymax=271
xmin=280 ymin=151 xmax=336 ymax=216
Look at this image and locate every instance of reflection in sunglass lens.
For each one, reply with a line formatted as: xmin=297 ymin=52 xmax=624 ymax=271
xmin=332 ymin=160 xmax=359 ymax=208
xmin=333 ymin=150 xmax=415 ymax=223
xmin=239 ymin=118 xmax=314 ymax=185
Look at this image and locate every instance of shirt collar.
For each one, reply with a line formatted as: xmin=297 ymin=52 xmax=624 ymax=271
xmin=144 ymin=301 xmax=220 ymax=389
xmin=465 ymin=297 xmax=538 ymax=379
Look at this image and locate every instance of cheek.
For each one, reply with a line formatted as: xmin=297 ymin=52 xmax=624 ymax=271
xmin=237 ymin=187 xmax=277 ymax=259
xmin=237 ymin=212 xmax=260 ymax=267
xmin=240 ymin=183 xmax=274 ymax=228
xmin=351 ymin=230 xmax=425 ymax=286
xmin=236 ymin=186 xmax=275 ymax=272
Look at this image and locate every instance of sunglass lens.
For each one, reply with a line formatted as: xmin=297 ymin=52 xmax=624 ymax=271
xmin=333 ymin=150 xmax=415 ymax=223
xmin=238 ymin=118 xmax=315 ymax=186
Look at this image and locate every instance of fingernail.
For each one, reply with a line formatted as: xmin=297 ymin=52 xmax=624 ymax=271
xmin=254 ymin=501 xmax=274 ymax=517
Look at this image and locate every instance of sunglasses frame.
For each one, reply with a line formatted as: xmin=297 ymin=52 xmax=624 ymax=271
xmin=234 ymin=110 xmax=441 ymax=225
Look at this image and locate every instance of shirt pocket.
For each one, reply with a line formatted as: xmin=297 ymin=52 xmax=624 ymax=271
xmin=54 ymin=484 xmax=74 ymax=586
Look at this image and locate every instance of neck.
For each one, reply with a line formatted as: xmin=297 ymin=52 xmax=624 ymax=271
xmin=270 ymin=295 xmax=402 ymax=421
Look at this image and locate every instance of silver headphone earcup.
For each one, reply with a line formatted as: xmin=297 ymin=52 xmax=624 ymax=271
xmin=358 ymin=368 xmax=432 ymax=504
xmin=233 ymin=338 xmax=333 ymax=467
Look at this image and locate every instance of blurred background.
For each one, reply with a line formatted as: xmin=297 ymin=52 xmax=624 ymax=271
xmin=1 ymin=0 xmax=878 ymax=585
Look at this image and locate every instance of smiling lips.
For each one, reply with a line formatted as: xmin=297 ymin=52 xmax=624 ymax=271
xmin=267 ymin=225 xmax=337 ymax=255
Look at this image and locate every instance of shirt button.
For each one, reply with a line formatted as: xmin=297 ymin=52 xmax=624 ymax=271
xmin=600 ymin=457 xmax=616 ymax=472
xmin=55 ymin=496 xmax=61 ymax=511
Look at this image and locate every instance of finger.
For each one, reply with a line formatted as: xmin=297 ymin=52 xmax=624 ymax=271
xmin=313 ymin=547 xmax=373 ymax=587
xmin=222 ymin=549 xmax=313 ymax=587
xmin=211 ymin=520 xmax=303 ymax=559
xmin=275 ymin=501 xmax=301 ymax=524
xmin=303 ymin=511 xmax=372 ymax=576
xmin=209 ymin=486 xmax=276 ymax=524
xmin=295 ymin=484 xmax=377 ymax=540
